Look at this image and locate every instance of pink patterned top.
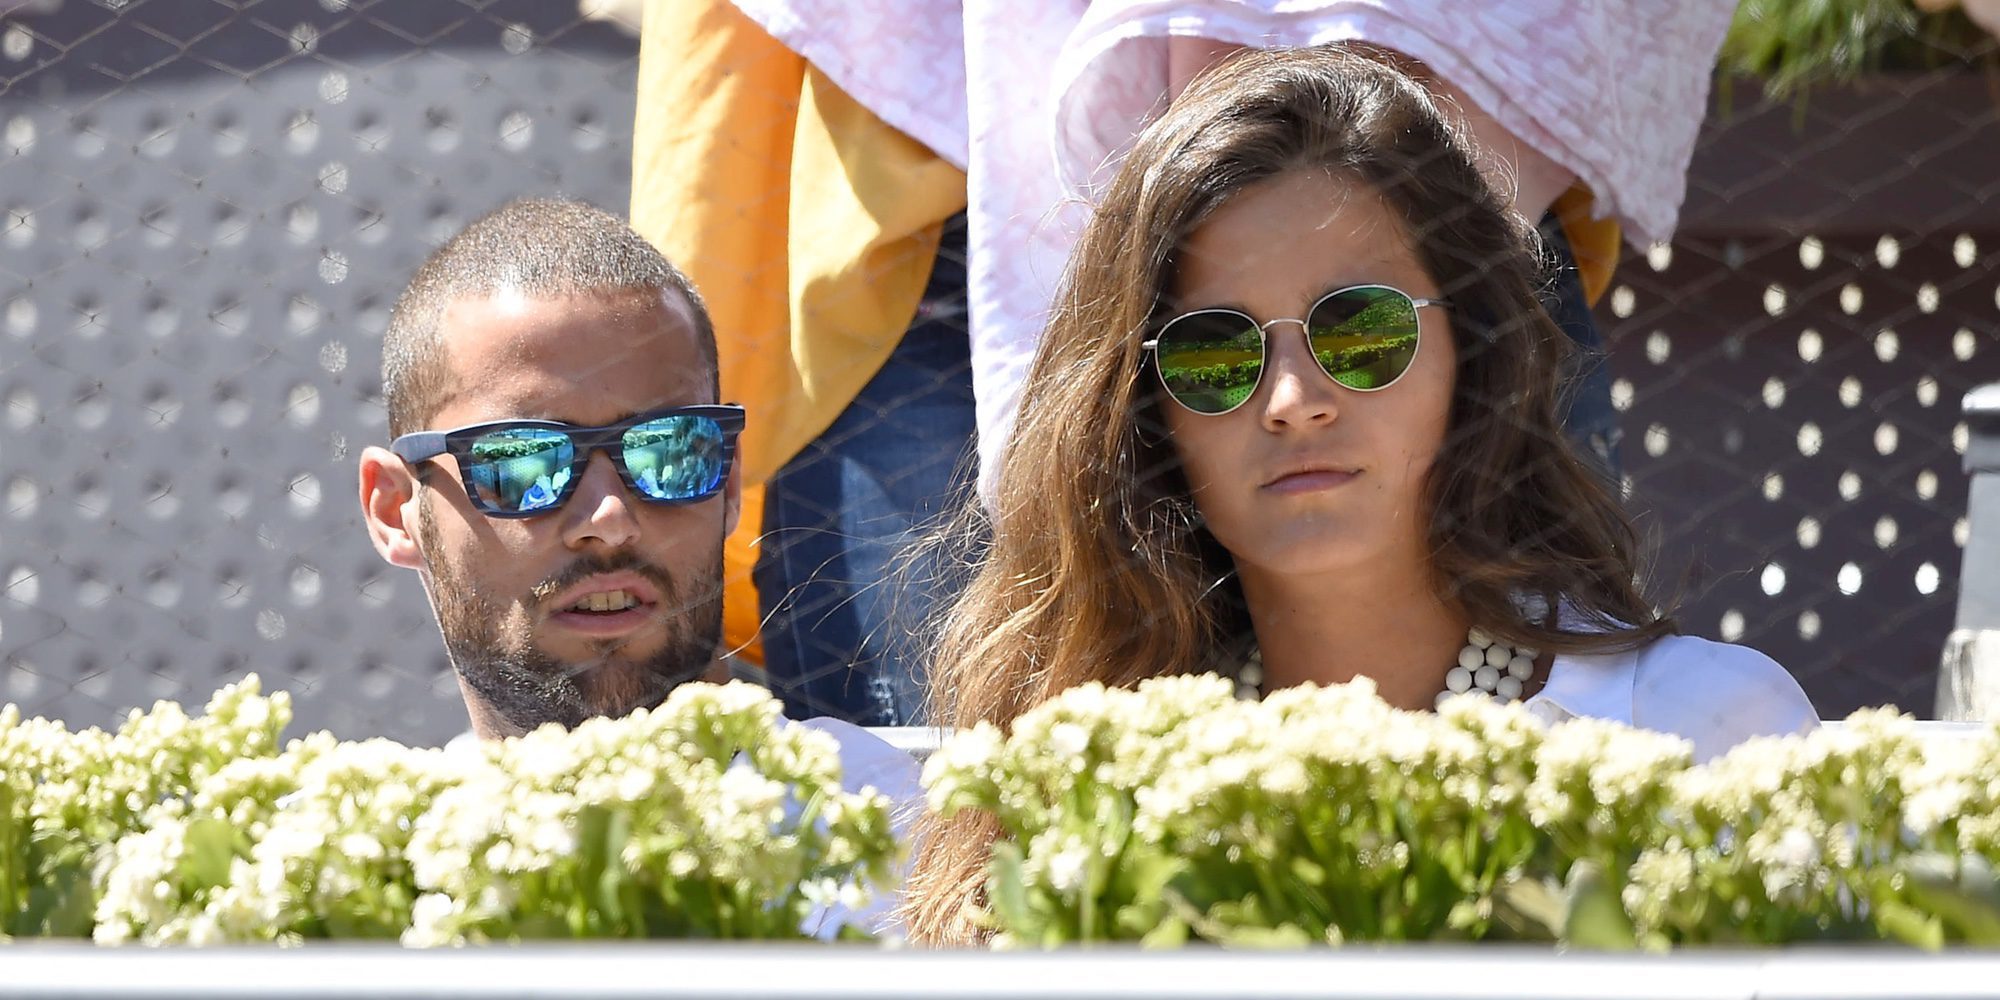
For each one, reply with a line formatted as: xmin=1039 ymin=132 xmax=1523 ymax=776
xmin=725 ymin=1 xmax=1737 ymax=496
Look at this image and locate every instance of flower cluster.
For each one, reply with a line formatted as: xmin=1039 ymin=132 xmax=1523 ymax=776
xmin=8 ymin=679 xmax=897 ymax=944
xmin=399 ymin=682 xmax=897 ymax=944
xmin=2 ymin=677 xmax=291 ymax=938
xmin=926 ymin=675 xmax=2000 ymax=949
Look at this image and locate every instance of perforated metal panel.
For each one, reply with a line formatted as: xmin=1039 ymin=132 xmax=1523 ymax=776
xmin=1 ymin=0 xmax=637 ymax=745
xmin=3 ymin=2 xmax=1995 ymax=741
xmin=1608 ymin=231 xmax=1995 ymax=718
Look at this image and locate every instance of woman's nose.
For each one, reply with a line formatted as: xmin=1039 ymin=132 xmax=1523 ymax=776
xmin=1258 ymin=324 xmax=1340 ymax=429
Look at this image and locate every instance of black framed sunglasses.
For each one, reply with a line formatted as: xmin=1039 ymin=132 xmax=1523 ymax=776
xmin=391 ymin=404 xmax=746 ymax=518
xmin=1141 ymin=284 xmax=1451 ymax=415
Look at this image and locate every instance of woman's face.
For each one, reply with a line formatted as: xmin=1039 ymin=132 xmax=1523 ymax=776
xmin=1162 ymin=169 xmax=1457 ymax=581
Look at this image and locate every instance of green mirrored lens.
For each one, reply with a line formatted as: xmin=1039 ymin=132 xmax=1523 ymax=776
xmin=467 ymin=428 xmax=574 ymax=512
xmin=1306 ymin=287 xmax=1420 ymax=390
xmin=624 ymin=415 xmax=725 ymax=500
xmin=1155 ymin=311 xmax=1263 ymax=414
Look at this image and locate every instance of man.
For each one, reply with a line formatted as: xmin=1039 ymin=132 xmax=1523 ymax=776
xmin=356 ymin=198 xmax=917 ymax=932
xmin=358 ymin=197 xmax=742 ymax=737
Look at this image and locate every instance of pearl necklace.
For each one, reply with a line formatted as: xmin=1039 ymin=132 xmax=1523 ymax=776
xmin=1236 ymin=627 xmax=1538 ymax=707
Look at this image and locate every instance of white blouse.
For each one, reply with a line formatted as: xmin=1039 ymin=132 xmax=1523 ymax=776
xmin=1526 ymin=634 xmax=1820 ymax=762
xmin=793 ymin=717 xmax=925 ymax=938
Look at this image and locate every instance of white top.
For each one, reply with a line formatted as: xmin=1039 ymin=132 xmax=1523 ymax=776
xmin=725 ymin=0 xmax=1737 ymax=498
xmin=1047 ymin=1 xmax=1735 ymax=246
xmin=792 ymin=717 xmax=925 ymax=939
xmin=1526 ymin=634 xmax=1820 ymax=762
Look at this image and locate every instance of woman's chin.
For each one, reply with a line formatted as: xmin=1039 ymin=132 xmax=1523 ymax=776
xmin=1226 ymin=534 xmax=1385 ymax=581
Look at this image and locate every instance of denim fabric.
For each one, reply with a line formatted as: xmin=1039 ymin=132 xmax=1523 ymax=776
xmin=757 ymin=211 xmax=1621 ymax=725
xmin=755 ymin=219 xmax=973 ymax=725
xmin=1538 ymin=214 xmax=1624 ymax=478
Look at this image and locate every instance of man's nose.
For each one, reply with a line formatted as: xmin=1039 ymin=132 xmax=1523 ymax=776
xmin=559 ymin=451 xmax=641 ymax=550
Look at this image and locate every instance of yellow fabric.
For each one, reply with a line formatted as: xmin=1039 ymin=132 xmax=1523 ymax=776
xmin=1551 ymin=182 xmax=1621 ymax=306
xmin=630 ymin=0 xmax=967 ymax=663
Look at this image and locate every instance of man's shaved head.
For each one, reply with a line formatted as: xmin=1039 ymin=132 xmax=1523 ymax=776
xmin=381 ymin=197 xmax=717 ymax=436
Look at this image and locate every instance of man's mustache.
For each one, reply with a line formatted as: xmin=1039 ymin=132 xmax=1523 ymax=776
xmin=528 ymin=552 xmax=679 ymax=608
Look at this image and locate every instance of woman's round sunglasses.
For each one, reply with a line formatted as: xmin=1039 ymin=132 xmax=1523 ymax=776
xmin=1141 ymin=284 xmax=1451 ymax=415
xmin=391 ymin=404 xmax=745 ymax=518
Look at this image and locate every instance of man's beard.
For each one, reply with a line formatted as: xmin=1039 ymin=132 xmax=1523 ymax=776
xmin=418 ymin=504 xmax=724 ymax=733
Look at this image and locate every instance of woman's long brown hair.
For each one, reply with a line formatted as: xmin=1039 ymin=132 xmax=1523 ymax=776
xmin=902 ymin=44 xmax=1676 ymax=944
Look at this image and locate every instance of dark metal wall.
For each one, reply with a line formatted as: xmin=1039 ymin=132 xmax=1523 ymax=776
xmin=1610 ymin=231 xmax=1994 ymax=717
xmin=1611 ymin=74 xmax=2000 ymax=719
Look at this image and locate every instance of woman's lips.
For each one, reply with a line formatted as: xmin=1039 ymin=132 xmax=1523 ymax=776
xmin=1261 ymin=469 xmax=1359 ymax=495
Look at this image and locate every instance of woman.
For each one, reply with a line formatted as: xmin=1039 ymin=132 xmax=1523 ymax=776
xmin=903 ymin=45 xmax=1816 ymax=944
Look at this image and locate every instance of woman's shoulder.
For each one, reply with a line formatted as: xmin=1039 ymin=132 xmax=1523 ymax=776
xmin=1627 ymin=634 xmax=1820 ymax=760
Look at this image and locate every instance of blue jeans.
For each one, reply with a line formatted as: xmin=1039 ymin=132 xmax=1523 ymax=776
xmin=755 ymin=219 xmax=973 ymax=725
xmin=1539 ymin=215 xmax=1623 ymax=477
xmin=757 ymin=212 xmax=1619 ymax=725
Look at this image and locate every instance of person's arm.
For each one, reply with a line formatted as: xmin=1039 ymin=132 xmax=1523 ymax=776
xmin=1166 ymin=37 xmax=1576 ymax=220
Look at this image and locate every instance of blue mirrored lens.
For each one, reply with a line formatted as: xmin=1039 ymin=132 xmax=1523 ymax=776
xmin=624 ymin=415 xmax=725 ymax=501
xmin=466 ymin=428 xmax=575 ymax=512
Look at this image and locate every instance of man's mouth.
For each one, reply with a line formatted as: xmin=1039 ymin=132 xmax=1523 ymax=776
xmin=567 ymin=589 xmax=642 ymax=614
xmin=545 ymin=573 xmax=668 ymax=637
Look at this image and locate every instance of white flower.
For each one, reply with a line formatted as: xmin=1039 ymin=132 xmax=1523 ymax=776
xmin=1047 ymin=722 xmax=1091 ymax=759
xmin=404 ymin=892 xmax=461 ymax=947
xmin=1044 ymin=845 xmax=1090 ymax=895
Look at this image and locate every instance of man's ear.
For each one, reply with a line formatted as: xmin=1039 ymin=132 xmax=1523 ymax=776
xmin=359 ymin=446 xmax=426 ymax=570
xmin=721 ymin=457 xmax=743 ymax=537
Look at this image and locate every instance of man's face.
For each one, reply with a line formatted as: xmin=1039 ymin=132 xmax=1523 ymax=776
xmin=401 ymin=288 xmax=736 ymax=735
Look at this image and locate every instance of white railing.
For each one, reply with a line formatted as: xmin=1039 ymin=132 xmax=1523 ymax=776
xmin=4 ymin=944 xmax=2000 ymax=998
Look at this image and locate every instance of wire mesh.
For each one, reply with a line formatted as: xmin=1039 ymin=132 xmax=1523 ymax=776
xmin=0 ymin=0 xmax=1994 ymax=747
xmin=1 ymin=0 xmax=640 ymax=744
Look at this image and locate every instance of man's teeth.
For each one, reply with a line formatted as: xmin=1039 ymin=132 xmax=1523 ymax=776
xmin=571 ymin=590 xmax=639 ymax=612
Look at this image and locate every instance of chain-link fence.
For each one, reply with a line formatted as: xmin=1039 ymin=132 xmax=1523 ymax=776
xmin=1 ymin=0 xmax=640 ymax=743
xmin=1616 ymin=70 xmax=1999 ymax=718
xmin=1 ymin=0 xmax=1995 ymax=745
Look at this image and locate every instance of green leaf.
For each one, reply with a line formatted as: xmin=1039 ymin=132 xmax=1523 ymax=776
xmin=1138 ymin=915 xmax=1191 ymax=948
xmin=1491 ymin=875 xmax=1563 ymax=940
xmin=569 ymin=805 xmax=619 ymax=936
xmin=1875 ymin=900 xmax=1945 ymax=951
xmin=1109 ymin=850 xmax=1186 ymax=937
xmin=986 ymin=846 xmax=1036 ymax=941
xmin=1213 ymin=922 xmax=1314 ymax=949
xmin=1898 ymin=854 xmax=2000 ymax=946
xmin=1561 ymin=861 xmax=1638 ymax=950
xmin=1289 ymin=856 xmax=1326 ymax=889
xmin=22 ymin=862 xmax=94 ymax=938
xmin=179 ymin=817 xmax=241 ymax=889
xmin=593 ymin=810 xmax=633 ymax=934
xmin=574 ymin=806 xmax=612 ymax=886
xmin=1445 ymin=899 xmax=1487 ymax=935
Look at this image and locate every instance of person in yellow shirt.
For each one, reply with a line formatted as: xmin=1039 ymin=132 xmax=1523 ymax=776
xmin=626 ymin=0 xmax=968 ymax=724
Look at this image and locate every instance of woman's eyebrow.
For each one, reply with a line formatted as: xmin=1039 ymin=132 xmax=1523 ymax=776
xmin=1166 ymin=280 xmax=1392 ymax=316
xmin=1160 ymin=298 xmax=1251 ymax=314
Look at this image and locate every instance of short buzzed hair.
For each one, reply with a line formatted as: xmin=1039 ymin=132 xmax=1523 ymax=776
xmin=382 ymin=198 xmax=717 ymax=437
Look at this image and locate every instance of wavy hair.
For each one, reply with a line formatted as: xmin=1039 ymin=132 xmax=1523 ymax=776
xmin=902 ymin=44 xmax=1674 ymax=944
